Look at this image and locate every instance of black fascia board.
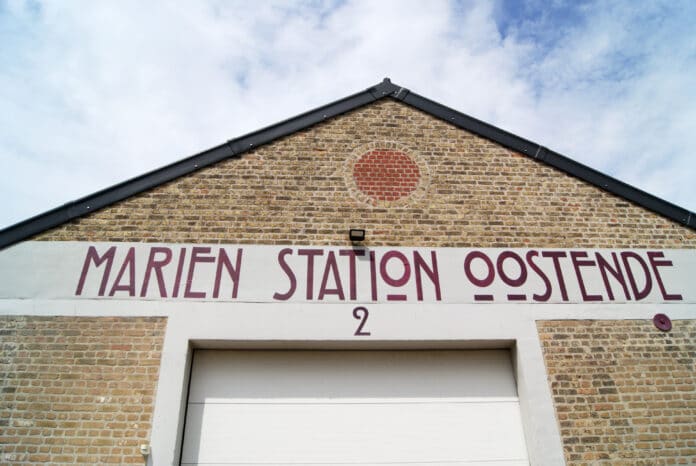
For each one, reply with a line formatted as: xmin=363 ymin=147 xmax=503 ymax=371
xmin=540 ymin=148 xmax=693 ymax=226
xmin=1 ymin=78 xmax=694 ymax=250
xmin=397 ymin=91 xmax=540 ymax=157
xmin=0 ymin=81 xmax=394 ymax=250
xmin=397 ymin=88 xmax=696 ymax=230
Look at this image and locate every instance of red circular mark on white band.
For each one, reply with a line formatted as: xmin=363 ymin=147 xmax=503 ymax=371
xmin=653 ymin=313 xmax=672 ymax=332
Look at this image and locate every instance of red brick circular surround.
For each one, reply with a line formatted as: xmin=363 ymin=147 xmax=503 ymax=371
xmin=353 ymin=150 xmax=420 ymax=202
xmin=345 ymin=142 xmax=429 ymax=207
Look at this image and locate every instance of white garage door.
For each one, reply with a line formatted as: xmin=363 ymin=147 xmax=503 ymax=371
xmin=181 ymin=350 xmax=529 ymax=466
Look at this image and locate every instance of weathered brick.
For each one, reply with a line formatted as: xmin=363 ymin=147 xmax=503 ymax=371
xmin=31 ymin=100 xmax=696 ymax=248
xmin=538 ymin=320 xmax=696 ymax=465
xmin=3 ymin=96 xmax=695 ymax=465
xmin=0 ymin=316 xmax=165 ymax=465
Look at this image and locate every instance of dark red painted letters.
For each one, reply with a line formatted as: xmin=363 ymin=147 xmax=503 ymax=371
xmin=75 ymin=246 xmax=116 ymax=296
xmin=273 ymin=248 xmax=297 ymax=301
xmin=647 ymin=251 xmax=682 ymax=301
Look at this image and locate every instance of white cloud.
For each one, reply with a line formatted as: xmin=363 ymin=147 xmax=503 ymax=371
xmin=1 ymin=0 xmax=694 ymax=229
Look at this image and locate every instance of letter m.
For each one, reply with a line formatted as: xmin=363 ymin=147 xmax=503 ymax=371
xmin=75 ymin=246 xmax=117 ymax=296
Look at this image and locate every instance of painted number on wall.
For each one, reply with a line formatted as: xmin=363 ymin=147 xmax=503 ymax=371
xmin=353 ymin=306 xmax=371 ymax=336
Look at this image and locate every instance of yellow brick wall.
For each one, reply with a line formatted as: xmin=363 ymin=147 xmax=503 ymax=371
xmin=538 ymin=320 xmax=696 ymax=465
xmin=12 ymin=99 xmax=696 ymax=463
xmin=0 ymin=316 xmax=166 ymax=465
xmin=34 ymin=100 xmax=696 ymax=248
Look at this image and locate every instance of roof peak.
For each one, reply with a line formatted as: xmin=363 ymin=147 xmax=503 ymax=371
xmin=1 ymin=78 xmax=694 ymax=248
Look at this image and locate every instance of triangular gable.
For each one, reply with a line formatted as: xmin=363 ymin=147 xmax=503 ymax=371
xmin=1 ymin=78 xmax=694 ymax=249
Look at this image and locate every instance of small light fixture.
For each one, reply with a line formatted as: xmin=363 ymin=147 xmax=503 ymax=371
xmin=349 ymin=228 xmax=366 ymax=242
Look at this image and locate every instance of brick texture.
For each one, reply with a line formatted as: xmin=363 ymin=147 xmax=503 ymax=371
xmin=32 ymin=100 xmax=696 ymax=248
xmin=10 ymin=98 xmax=696 ymax=463
xmin=538 ymin=319 xmax=696 ymax=465
xmin=353 ymin=149 xmax=420 ymax=202
xmin=0 ymin=316 xmax=166 ymax=465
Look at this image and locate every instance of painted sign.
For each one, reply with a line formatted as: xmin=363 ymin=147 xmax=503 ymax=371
xmin=0 ymin=242 xmax=693 ymax=304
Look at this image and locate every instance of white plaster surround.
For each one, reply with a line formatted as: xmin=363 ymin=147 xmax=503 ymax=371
xmin=2 ymin=241 xmax=695 ymax=465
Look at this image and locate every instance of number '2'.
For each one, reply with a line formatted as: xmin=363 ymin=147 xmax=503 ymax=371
xmin=352 ymin=306 xmax=371 ymax=336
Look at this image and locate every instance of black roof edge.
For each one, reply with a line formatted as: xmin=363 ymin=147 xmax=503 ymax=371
xmin=1 ymin=78 xmax=694 ymax=250
xmin=0 ymin=79 xmax=396 ymax=249
xmin=399 ymin=90 xmax=696 ymax=230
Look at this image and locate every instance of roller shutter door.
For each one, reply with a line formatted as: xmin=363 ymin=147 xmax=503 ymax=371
xmin=181 ymin=350 xmax=529 ymax=465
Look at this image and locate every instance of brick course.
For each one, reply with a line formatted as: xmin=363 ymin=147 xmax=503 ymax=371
xmin=538 ymin=319 xmax=696 ymax=465
xmin=353 ymin=149 xmax=421 ymax=202
xmin=8 ymin=98 xmax=696 ymax=463
xmin=0 ymin=316 xmax=166 ymax=465
xmin=33 ymin=100 xmax=696 ymax=248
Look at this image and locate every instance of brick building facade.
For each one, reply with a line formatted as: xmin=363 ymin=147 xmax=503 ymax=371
xmin=1 ymin=79 xmax=695 ymax=465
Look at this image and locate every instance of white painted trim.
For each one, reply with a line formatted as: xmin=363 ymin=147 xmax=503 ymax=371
xmin=6 ymin=298 xmax=695 ymax=464
xmin=1 ymin=298 xmax=694 ymax=320
xmin=515 ymin=320 xmax=566 ymax=466
xmin=132 ymin=303 xmax=590 ymax=466
xmin=2 ymin=242 xmax=694 ymax=304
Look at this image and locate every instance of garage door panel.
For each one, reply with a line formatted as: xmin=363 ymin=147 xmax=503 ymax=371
xmin=182 ymin=401 xmax=527 ymax=465
xmin=188 ymin=350 xmax=518 ymax=401
xmin=182 ymin=350 xmax=529 ymax=466
xmin=183 ymin=462 xmax=529 ymax=466
xmin=184 ymin=463 xmax=529 ymax=466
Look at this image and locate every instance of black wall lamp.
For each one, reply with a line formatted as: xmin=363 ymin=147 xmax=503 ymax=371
xmin=349 ymin=228 xmax=366 ymax=242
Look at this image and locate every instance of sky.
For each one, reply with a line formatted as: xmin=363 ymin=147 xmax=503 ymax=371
xmin=1 ymin=0 xmax=695 ymax=229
